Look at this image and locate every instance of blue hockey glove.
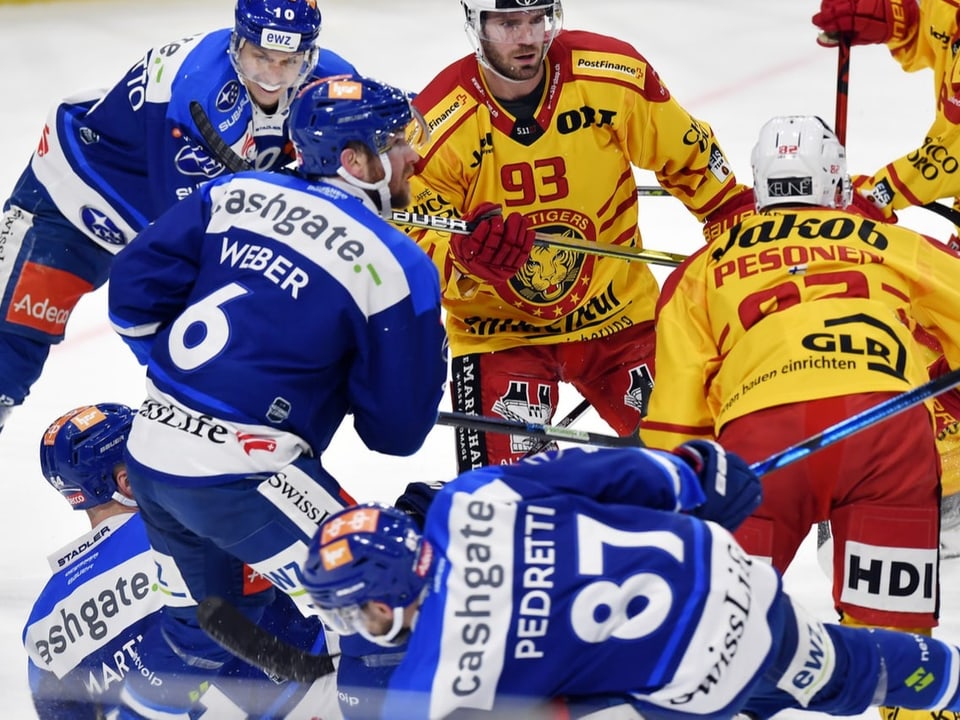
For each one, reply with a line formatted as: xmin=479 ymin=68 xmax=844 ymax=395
xmin=394 ymin=481 xmax=444 ymax=530
xmin=673 ymin=440 xmax=762 ymax=531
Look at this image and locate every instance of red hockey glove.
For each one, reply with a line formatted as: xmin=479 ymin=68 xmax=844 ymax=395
xmin=847 ymin=175 xmax=898 ymax=222
xmin=450 ymin=202 xmax=535 ymax=283
xmin=812 ymin=0 xmax=918 ymax=47
xmin=674 ymin=440 xmax=762 ymax=532
xmin=703 ymin=187 xmax=755 ymax=242
xmin=847 ymin=192 xmax=896 ymax=222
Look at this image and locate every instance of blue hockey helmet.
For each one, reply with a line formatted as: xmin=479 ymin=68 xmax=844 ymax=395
xmin=39 ymin=404 xmax=135 ymax=510
xmin=233 ymin=0 xmax=321 ymax=53
xmin=230 ymin=0 xmax=321 ymax=104
xmin=303 ymin=503 xmax=434 ymax=646
xmin=288 ymin=74 xmax=427 ymax=177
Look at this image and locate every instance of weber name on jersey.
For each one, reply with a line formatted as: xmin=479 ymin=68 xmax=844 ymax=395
xmin=108 ymin=171 xmax=446 ymax=484
xmin=386 ymin=447 xmax=783 ymax=719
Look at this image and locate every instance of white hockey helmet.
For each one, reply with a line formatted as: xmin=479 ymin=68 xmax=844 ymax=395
xmin=460 ymin=0 xmax=563 ymax=79
xmin=751 ymin=115 xmax=852 ymax=210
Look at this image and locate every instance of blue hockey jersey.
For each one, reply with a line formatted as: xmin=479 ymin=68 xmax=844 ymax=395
xmin=24 ymin=514 xmax=162 ymax=718
xmin=384 ymin=446 xmax=784 ymax=719
xmin=108 ymin=171 xmax=446 ymax=485
xmin=23 ymin=512 xmax=337 ymax=719
xmin=26 ymin=29 xmax=354 ymax=252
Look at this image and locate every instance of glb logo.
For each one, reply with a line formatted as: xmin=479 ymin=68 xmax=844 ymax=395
xmin=800 ymin=313 xmax=907 ymax=380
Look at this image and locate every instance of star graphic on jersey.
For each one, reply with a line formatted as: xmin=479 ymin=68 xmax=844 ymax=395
xmin=80 ymin=206 xmax=126 ymax=245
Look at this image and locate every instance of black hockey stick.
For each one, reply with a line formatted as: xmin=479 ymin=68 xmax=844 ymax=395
xmin=437 ymin=410 xmax=641 ymax=448
xmin=519 ymin=398 xmax=593 ymax=459
xmin=189 ymin=101 xmax=252 ymax=174
xmin=197 ymin=596 xmax=336 ymax=683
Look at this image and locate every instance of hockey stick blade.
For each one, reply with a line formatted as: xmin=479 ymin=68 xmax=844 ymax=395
xmin=189 ymin=101 xmax=252 ymax=174
xmin=197 ymin=596 xmax=336 ymax=683
xmin=437 ymin=410 xmax=641 ymax=448
xmin=750 ymin=365 xmax=960 ymax=477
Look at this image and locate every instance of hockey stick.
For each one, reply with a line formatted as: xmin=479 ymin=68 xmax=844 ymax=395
xmin=637 ymin=186 xmax=670 ymax=197
xmin=188 ymin=101 xmax=687 ymax=267
xmin=835 ymin=35 xmax=850 ymax=145
xmin=519 ymin=398 xmax=593 ymax=459
xmin=436 ymin=410 xmax=641 ymax=448
xmin=197 ymin=596 xmax=336 ymax=683
xmin=820 ymin=36 xmax=960 ymax=228
xmin=750 ymin=365 xmax=960 ymax=477
xmin=200 ymin=371 xmax=960 ymax=683
xmin=189 ymin=101 xmax=251 ymax=174
xmin=391 ymin=210 xmax=686 ymax=266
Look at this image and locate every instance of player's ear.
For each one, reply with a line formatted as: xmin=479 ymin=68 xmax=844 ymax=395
xmin=114 ymin=465 xmax=134 ymax=499
xmin=338 ymin=145 xmax=365 ymax=179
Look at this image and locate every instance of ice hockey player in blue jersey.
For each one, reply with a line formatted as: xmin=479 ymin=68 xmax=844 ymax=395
xmin=0 ymin=0 xmax=355 ymax=436
xmin=303 ymin=443 xmax=960 ymax=720
xmin=23 ymin=403 xmax=339 ymax=719
xmin=107 ymin=72 xmax=446 ymax=719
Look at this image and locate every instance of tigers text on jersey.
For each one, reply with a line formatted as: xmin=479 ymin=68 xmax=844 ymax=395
xmin=26 ymin=29 xmax=354 ymax=253
xmin=108 ymin=172 xmax=446 ymax=484
xmin=383 ymin=446 xmax=783 ymax=719
xmin=404 ymin=29 xmax=745 ymax=355
xmin=641 ymin=207 xmax=960 ymax=449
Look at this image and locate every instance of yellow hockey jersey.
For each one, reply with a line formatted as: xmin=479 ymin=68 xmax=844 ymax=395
xmin=640 ymin=208 xmax=960 ymax=451
xmin=855 ymin=0 xmax=960 ymax=212
xmin=404 ymin=30 xmax=745 ymax=356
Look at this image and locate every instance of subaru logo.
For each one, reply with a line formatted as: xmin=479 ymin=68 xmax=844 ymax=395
xmin=175 ymin=143 xmax=223 ymax=178
xmin=216 ymin=81 xmax=242 ymax=112
xmin=80 ymin=207 xmax=126 ymax=246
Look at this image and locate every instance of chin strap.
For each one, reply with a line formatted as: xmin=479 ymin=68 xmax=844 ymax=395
xmin=336 ymin=152 xmax=393 ymax=218
xmin=112 ymin=491 xmax=138 ymax=508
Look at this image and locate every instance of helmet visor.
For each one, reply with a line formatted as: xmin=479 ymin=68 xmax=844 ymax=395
xmin=230 ymin=36 xmax=317 ymax=93
xmin=315 ymin=602 xmax=408 ymax=647
xmin=403 ymin=104 xmax=431 ymax=154
xmin=475 ymin=8 xmax=560 ymax=46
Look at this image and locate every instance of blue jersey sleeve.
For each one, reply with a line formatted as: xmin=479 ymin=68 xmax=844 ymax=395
xmin=350 ymin=227 xmax=446 ymax=456
xmin=500 ymin=446 xmax=707 ymax=512
xmin=108 ymin=181 xmax=214 ymax=358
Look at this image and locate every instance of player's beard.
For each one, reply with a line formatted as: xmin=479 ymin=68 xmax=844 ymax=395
xmin=482 ymin=41 xmax=544 ymax=82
